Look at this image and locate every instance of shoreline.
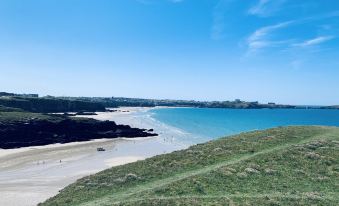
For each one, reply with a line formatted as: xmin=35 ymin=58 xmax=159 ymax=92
xmin=0 ymin=107 xmax=189 ymax=206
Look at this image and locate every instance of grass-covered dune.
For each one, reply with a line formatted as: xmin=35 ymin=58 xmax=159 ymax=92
xmin=41 ymin=126 xmax=339 ymax=206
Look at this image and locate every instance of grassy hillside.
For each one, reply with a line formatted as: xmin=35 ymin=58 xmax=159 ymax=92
xmin=41 ymin=126 xmax=339 ymax=206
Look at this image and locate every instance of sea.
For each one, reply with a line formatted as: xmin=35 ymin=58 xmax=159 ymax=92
xmin=150 ymin=107 xmax=339 ymax=144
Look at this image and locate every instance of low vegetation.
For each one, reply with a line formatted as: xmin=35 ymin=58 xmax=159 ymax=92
xmin=41 ymin=126 xmax=339 ymax=206
xmin=0 ymin=111 xmax=62 ymax=122
xmin=0 ymin=96 xmax=105 ymax=113
xmin=323 ymin=105 xmax=339 ymax=109
xmin=1 ymin=91 xmax=338 ymax=110
xmin=59 ymin=96 xmax=297 ymax=109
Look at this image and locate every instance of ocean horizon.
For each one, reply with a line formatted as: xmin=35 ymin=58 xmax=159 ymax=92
xmin=150 ymin=107 xmax=339 ymax=144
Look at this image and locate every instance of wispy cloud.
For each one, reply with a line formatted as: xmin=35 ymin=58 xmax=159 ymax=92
xmin=211 ymin=0 xmax=233 ymax=40
xmin=248 ymin=21 xmax=292 ymax=42
xmin=246 ymin=21 xmax=294 ymax=53
xmin=248 ymin=0 xmax=269 ymax=15
xmin=293 ymin=36 xmax=335 ymax=47
xmin=248 ymin=0 xmax=286 ymax=17
xmin=211 ymin=9 xmax=225 ymax=40
xmin=246 ymin=10 xmax=339 ymax=54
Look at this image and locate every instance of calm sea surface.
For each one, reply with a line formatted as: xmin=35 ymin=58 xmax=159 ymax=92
xmin=150 ymin=108 xmax=339 ymax=143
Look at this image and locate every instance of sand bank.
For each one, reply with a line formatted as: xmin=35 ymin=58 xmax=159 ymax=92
xmin=0 ymin=107 xmax=190 ymax=206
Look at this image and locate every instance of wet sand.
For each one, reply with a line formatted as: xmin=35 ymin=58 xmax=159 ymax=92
xmin=0 ymin=107 xmax=190 ymax=206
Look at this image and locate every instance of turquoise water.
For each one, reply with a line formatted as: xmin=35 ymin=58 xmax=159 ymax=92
xmin=151 ymin=108 xmax=339 ymax=143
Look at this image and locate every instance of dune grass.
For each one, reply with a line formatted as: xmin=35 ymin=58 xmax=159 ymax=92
xmin=41 ymin=126 xmax=339 ymax=206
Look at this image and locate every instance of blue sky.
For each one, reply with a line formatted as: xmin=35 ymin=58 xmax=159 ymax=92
xmin=0 ymin=0 xmax=338 ymax=105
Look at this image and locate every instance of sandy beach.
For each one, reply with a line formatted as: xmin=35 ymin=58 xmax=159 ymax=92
xmin=0 ymin=107 xmax=190 ymax=206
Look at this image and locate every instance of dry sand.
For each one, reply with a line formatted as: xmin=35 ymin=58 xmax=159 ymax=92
xmin=0 ymin=107 xmax=190 ymax=206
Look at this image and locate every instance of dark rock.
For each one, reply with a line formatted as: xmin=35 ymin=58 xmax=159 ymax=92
xmin=0 ymin=118 xmax=157 ymax=149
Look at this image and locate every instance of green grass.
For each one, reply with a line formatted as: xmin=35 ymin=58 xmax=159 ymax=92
xmin=0 ymin=105 xmax=24 ymax=112
xmin=0 ymin=110 xmax=87 ymax=123
xmin=0 ymin=111 xmax=63 ymax=122
xmin=41 ymin=126 xmax=339 ymax=206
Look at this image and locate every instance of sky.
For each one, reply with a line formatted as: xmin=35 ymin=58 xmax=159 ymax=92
xmin=0 ymin=0 xmax=338 ymax=105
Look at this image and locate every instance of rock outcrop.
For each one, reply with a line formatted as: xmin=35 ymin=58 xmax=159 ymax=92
xmin=0 ymin=118 xmax=157 ymax=149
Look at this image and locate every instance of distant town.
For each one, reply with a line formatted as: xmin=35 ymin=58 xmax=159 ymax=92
xmin=0 ymin=91 xmax=338 ymax=111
